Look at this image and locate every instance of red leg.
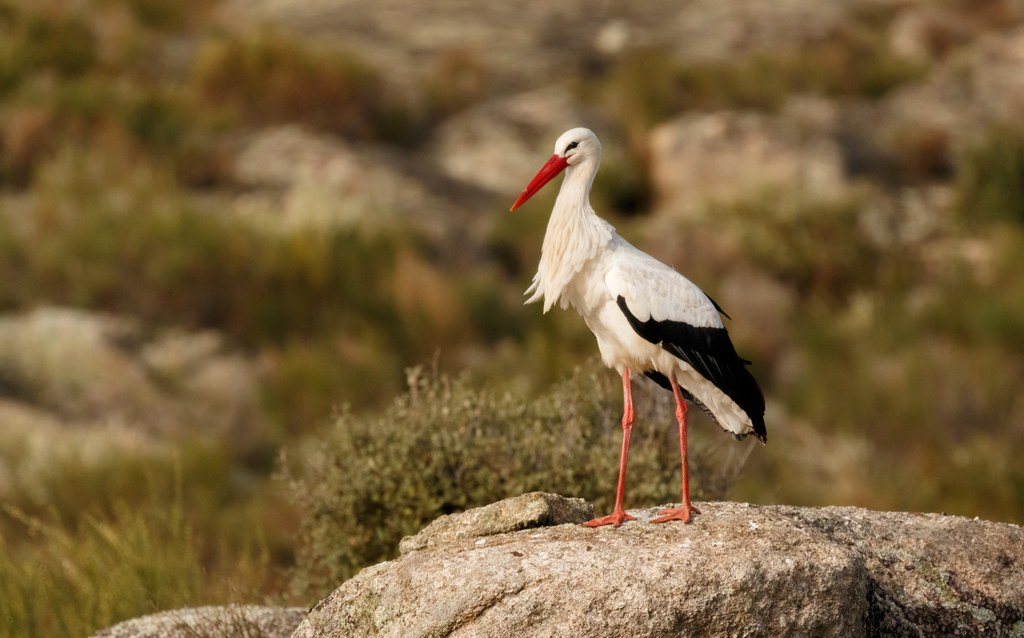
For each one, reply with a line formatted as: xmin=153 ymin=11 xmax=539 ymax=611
xmin=583 ymin=369 xmax=637 ymax=528
xmin=652 ymin=377 xmax=701 ymax=524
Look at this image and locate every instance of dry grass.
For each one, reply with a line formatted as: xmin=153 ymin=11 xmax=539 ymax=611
xmin=0 ymin=451 xmax=283 ymax=638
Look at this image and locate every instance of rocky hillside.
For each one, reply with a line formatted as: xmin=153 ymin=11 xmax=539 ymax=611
xmin=4 ymin=1 xmax=1024 ymax=636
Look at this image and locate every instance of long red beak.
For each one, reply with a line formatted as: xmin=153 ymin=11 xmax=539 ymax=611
xmin=509 ymin=154 xmax=569 ymax=212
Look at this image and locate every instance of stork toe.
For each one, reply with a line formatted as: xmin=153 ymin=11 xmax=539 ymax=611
xmin=651 ymin=504 xmax=701 ymax=524
xmin=582 ymin=510 xmax=635 ymax=528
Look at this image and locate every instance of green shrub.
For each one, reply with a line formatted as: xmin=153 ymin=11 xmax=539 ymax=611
xmin=192 ymin=30 xmax=411 ymax=142
xmin=579 ymin=16 xmax=921 ymax=144
xmin=7 ymin=9 xmax=97 ymax=82
xmin=954 ymin=125 xmax=1024 ymax=224
xmin=286 ymin=366 xmax=755 ymax=597
xmin=5 ymin=149 xmax=406 ymax=346
xmin=728 ymin=194 xmax=892 ymax=303
xmin=125 ymin=0 xmax=215 ymax=32
xmin=589 ymin=38 xmax=916 ymax=122
xmin=261 ymin=338 xmax=404 ymax=438
xmin=891 ymin=125 xmax=953 ymax=183
xmin=419 ymin=47 xmax=491 ymax=121
xmin=120 ymin=91 xmax=192 ymax=149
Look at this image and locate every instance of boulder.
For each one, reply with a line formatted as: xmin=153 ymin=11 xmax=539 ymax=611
xmin=295 ymin=494 xmax=1024 ymax=637
xmin=648 ymin=110 xmax=847 ymax=218
xmin=90 ymin=605 xmax=307 ymax=638
xmin=142 ymin=329 xmax=267 ymax=451
xmin=882 ymin=25 xmax=1024 ymax=147
xmin=858 ymin=184 xmax=951 ymax=249
xmin=0 ymin=398 xmax=163 ymax=504
xmin=0 ymin=308 xmax=168 ymax=428
xmin=887 ymin=6 xmax=976 ymax=65
xmin=0 ymin=307 xmax=264 ymax=440
xmin=232 ymin=125 xmax=449 ymax=239
xmin=429 ymin=86 xmax=607 ymax=196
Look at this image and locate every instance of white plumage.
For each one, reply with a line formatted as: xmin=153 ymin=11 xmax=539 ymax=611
xmin=510 ymin=127 xmax=765 ymax=527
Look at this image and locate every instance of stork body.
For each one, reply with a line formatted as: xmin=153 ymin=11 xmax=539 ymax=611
xmin=511 ymin=128 xmax=765 ymax=527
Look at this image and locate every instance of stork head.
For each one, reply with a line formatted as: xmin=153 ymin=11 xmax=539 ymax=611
xmin=510 ymin=127 xmax=601 ymax=212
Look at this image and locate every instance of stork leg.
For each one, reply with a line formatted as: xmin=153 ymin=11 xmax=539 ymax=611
xmin=583 ymin=368 xmax=637 ymax=528
xmin=652 ymin=377 xmax=701 ymax=524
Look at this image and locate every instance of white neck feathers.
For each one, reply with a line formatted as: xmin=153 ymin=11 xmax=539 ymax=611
xmin=525 ymin=159 xmax=613 ymax=312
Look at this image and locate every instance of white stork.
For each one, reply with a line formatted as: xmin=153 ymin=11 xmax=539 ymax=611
xmin=510 ymin=127 xmax=766 ymax=527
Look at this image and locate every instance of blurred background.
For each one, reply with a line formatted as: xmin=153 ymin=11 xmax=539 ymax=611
xmin=2 ymin=0 xmax=1024 ymax=635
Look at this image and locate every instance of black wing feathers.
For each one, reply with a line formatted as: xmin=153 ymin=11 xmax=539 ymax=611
xmin=618 ymin=296 xmax=766 ymax=442
xmin=705 ymin=294 xmax=732 ymax=320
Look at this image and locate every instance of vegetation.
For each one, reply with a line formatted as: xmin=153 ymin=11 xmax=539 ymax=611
xmin=286 ymin=366 xmax=747 ymax=596
xmin=4 ymin=150 xmax=404 ymax=345
xmin=576 ymin=13 xmax=923 ymax=144
xmin=192 ymin=30 xmax=416 ymax=144
xmin=2 ymin=1 xmax=1024 ymax=636
xmin=0 ymin=452 xmax=278 ymax=638
xmin=955 ymin=125 xmax=1024 ymax=224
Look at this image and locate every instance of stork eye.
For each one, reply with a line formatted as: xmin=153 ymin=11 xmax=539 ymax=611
xmin=566 ymin=141 xmax=579 ymax=152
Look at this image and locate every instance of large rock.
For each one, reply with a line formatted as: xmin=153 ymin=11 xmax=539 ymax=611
xmin=0 ymin=308 xmax=272 ymax=504
xmin=295 ymin=494 xmax=1024 ymax=637
xmin=648 ymin=109 xmax=848 ymax=218
xmin=0 ymin=307 xmax=264 ymax=439
xmin=882 ymin=25 xmax=1024 ymax=147
xmin=0 ymin=308 xmax=167 ymax=427
xmin=90 ymin=605 xmax=307 ymax=638
xmin=429 ymin=86 xmax=607 ymax=196
xmin=0 ymin=398 xmax=163 ymax=504
xmin=232 ymin=125 xmax=450 ymax=239
xmin=887 ymin=5 xmax=977 ymax=66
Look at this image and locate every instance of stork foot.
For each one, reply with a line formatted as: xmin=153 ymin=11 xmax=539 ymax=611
xmin=582 ymin=509 xmax=635 ymax=528
xmin=651 ymin=504 xmax=701 ymax=524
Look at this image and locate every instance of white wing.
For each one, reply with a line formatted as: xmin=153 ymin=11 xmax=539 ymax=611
xmin=603 ymin=239 xmax=724 ymax=330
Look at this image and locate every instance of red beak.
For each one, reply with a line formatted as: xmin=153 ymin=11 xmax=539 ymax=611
xmin=509 ymin=154 xmax=569 ymax=212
